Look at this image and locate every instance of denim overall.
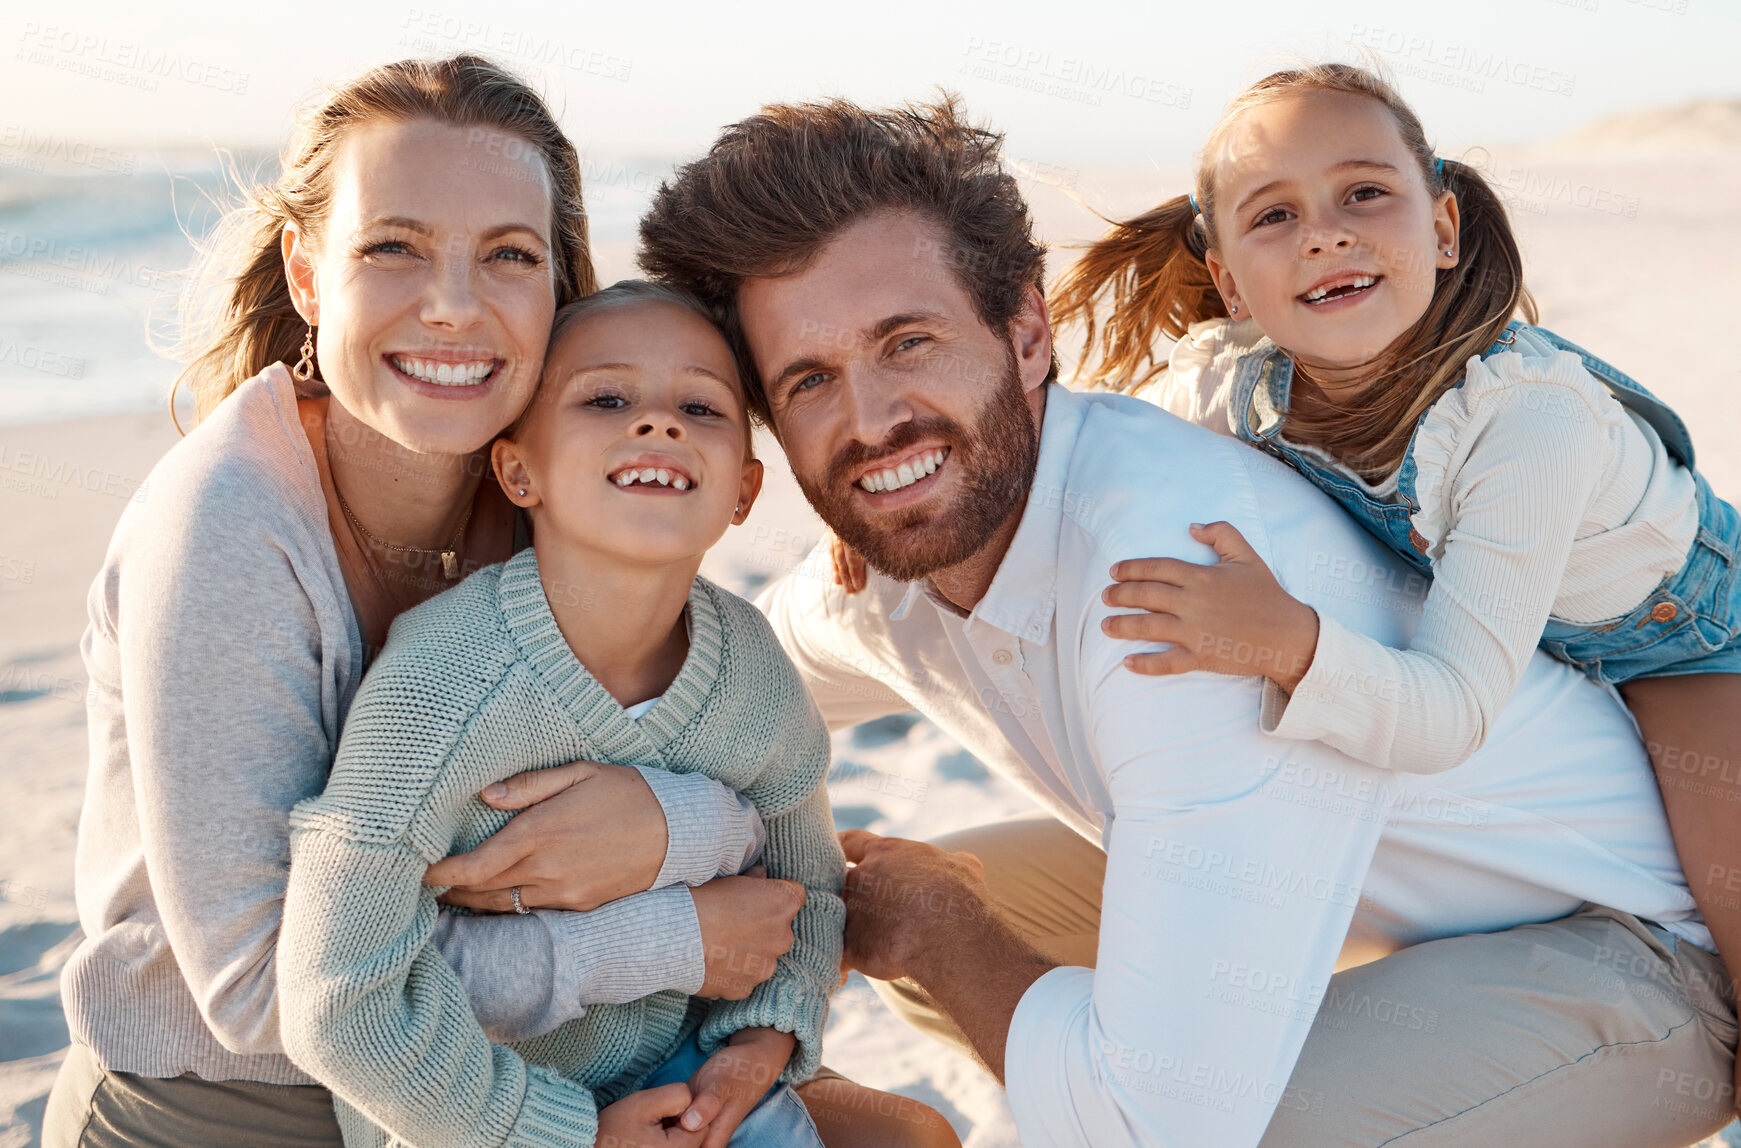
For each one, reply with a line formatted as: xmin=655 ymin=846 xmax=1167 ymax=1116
xmin=1227 ymin=322 xmax=1741 ymax=684
xmin=639 ymin=1029 xmax=825 ymax=1146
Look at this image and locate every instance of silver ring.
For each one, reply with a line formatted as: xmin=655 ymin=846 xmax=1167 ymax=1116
xmin=510 ymin=886 xmax=530 ymax=915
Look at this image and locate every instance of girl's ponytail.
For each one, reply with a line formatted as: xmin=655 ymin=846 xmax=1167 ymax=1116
xmin=1050 ymin=194 xmax=1225 ymax=392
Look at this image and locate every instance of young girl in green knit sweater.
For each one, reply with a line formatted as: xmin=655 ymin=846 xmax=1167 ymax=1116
xmin=277 ymin=281 xmax=848 ymax=1148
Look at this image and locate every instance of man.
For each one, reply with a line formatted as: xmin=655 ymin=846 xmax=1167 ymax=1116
xmin=638 ymin=96 xmax=1737 ymax=1146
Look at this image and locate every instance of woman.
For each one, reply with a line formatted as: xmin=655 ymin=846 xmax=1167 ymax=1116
xmin=44 ymin=54 xmax=945 ymax=1148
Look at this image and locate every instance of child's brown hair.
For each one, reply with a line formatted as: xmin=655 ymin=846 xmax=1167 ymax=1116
xmin=524 ymin=279 xmax=755 ymax=457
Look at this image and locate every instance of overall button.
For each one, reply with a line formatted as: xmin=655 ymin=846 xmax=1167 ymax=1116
xmin=991 ymin=649 xmax=1014 ymax=666
xmin=1648 ymin=601 xmax=1678 ymax=624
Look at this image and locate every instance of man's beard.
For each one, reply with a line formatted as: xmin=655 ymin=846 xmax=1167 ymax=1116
xmin=792 ymin=353 xmax=1040 ymax=584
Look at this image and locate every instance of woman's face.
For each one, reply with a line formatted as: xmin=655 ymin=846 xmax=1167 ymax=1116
xmin=1204 ymin=90 xmax=1459 ymax=386
xmin=283 ymin=117 xmax=558 ymax=456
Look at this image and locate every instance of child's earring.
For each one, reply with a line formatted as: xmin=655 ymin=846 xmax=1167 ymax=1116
xmin=518 ymin=488 xmax=527 ymax=497
xmin=1230 ymin=304 xmax=1239 ymax=315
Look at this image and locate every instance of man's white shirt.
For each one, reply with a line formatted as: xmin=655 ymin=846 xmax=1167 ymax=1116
xmin=757 ymin=383 xmax=1706 ymax=1148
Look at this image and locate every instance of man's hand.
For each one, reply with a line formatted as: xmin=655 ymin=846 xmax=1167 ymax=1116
xmin=425 ymin=761 xmax=666 ymax=912
xmin=840 ymin=830 xmax=1053 ymax=1082
xmin=677 ymin=1027 xmax=796 ymax=1148
xmin=596 ymin=1081 xmax=704 ymax=1148
xmin=1103 ymin=521 xmax=1320 ymax=693
xmin=691 ymin=868 xmax=805 ymax=999
xmin=838 ymin=829 xmax=995 ymax=982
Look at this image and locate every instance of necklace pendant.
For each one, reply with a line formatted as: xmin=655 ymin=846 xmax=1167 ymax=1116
xmin=442 ymin=550 xmax=460 ymax=580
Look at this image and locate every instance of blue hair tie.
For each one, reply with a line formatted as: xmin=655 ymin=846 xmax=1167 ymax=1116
xmin=1434 ymin=156 xmax=1445 ymax=181
xmin=1188 ymin=191 xmax=1203 ymax=216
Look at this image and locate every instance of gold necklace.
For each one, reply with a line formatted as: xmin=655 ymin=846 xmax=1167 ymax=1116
xmin=330 ymin=472 xmax=474 ymax=580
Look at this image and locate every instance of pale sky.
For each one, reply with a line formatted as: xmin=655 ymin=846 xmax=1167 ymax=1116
xmin=5 ymin=0 xmax=1736 ymax=168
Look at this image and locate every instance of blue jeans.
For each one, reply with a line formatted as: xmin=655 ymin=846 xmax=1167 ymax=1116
xmin=1541 ymin=471 xmax=1741 ymax=684
xmin=639 ymin=1031 xmax=824 ymax=1147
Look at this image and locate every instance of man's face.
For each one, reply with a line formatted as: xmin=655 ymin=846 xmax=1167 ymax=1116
xmin=737 ymin=210 xmax=1047 ymax=583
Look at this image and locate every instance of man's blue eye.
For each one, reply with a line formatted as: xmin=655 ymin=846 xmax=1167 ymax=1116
xmin=361 ymin=240 xmax=414 ymax=256
xmin=795 ymin=373 xmax=826 ymax=392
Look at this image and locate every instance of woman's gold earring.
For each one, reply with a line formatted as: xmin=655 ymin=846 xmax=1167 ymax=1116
xmin=293 ymin=326 xmax=316 ymax=383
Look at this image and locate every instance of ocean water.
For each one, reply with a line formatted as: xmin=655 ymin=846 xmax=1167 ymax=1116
xmin=0 ymin=147 xmax=660 ymax=428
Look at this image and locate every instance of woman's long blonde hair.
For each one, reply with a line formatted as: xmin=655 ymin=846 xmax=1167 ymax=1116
xmin=171 ymin=54 xmax=596 ymax=429
xmin=1051 ymin=62 xmax=1536 ymax=480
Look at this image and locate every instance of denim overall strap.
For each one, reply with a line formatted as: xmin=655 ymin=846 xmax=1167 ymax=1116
xmin=1487 ymin=321 xmax=1697 ymax=469
xmin=1229 ymin=345 xmax=1434 ymax=573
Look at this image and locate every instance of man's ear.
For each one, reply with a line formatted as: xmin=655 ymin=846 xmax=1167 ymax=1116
xmin=1011 ymin=284 xmax=1053 ymax=396
xmin=282 ymin=221 xmax=319 ymax=325
xmin=731 ymin=458 xmax=764 ymax=526
xmin=1204 ymin=249 xmax=1245 ymax=317
xmin=492 ymin=437 xmax=539 ymax=508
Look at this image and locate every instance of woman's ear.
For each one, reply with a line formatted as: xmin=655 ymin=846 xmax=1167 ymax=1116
xmin=1434 ymin=190 xmax=1461 ymax=269
xmin=731 ymin=458 xmax=765 ymax=526
xmin=492 ymin=438 xmax=539 ymax=508
xmin=1204 ymin=248 xmax=1245 ymax=317
xmin=282 ymin=222 xmax=319 ymax=325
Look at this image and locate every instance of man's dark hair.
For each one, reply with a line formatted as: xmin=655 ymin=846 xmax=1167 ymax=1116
xmin=637 ymin=92 xmax=1053 ymax=425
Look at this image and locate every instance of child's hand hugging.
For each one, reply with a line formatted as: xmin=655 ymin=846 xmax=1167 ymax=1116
xmin=679 ymin=1027 xmax=798 ymax=1147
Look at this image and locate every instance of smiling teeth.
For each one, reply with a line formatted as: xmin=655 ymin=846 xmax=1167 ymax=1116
xmin=612 ymin=467 xmax=691 ymax=490
xmin=391 ymin=356 xmax=496 ymax=385
xmin=1304 ymin=275 xmax=1377 ymax=303
xmin=859 ymin=448 xmax=946 ymax=493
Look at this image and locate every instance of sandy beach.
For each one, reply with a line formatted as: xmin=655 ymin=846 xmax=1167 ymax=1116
xmin=4 ymin=114 xmax=1741 ymax=1147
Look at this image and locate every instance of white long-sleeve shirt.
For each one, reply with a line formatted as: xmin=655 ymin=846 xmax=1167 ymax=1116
xmin=757 ymin=383 xmax=1707 ymax=1148
xmin=1141 ymin=319 xmax=1698 ymax=772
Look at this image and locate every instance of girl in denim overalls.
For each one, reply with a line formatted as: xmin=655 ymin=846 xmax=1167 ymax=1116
xmin=1048 ymin=62 xmax=1741 ymax=1027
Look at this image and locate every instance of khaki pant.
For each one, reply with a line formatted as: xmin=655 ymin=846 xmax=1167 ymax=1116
xmin=877 ymin=819 xmax=1740 ymax=1147
xmin=42 ymin=1042 xmax=343 ymax=1148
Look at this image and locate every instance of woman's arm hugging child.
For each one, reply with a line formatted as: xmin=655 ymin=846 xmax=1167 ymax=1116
xmin=276 ymin=280 xmax=848 ymax=1148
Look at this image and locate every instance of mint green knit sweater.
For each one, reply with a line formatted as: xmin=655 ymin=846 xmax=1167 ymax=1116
xmin=277 ymin=548 xmax=846 ymax=1148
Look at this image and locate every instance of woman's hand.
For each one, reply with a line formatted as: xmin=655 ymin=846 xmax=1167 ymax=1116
xmin=597 ymin=1081 xmax=706 ymax=1147
xmin=1102 ymin=521 xmax=1320 ymax=693
xmin=690 ymin=867 xmax=804 ymax=999
xmin=828 ymin=530 xmax=867 ymax=595
xmin=424 ymin=761 xmax=666 ymax=912
xmin=677 ymin=1027 xmax=796 ymax=1148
